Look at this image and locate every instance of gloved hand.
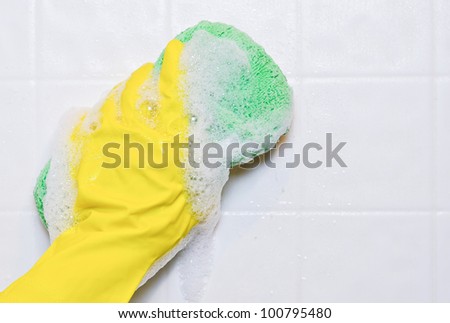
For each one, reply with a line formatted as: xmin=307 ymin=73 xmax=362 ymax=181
xmin=1 ymin=39 xmax=199 ymax=302
xmin=0 ymin=21 xmax=292 ymax=302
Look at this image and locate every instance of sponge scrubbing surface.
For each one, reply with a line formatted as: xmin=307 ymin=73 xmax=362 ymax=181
xmin=160 ymin=21 xmax=292 ymax=165
xmin=19 ymin=21 xmax=292 ymax=302
xmin=35 ymin=20 xmax=292 ymax=234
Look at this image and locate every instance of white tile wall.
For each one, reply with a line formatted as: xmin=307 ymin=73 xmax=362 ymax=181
xmin=300 ymin=0 xmax=433 ymax=76
xmin=0 ymin=82 xmax=36 ymax=212
xmin=0 ymin=0 xmax=448 ymax=302
xmin=36 ymin=0 xmax=169 ymax=79
xmin=437 ymin=212 xmax=450 ymax=301
xmin=0 ymin=0 xmax=33 ymax=79
xmin=0 ymin=212 xmax=48 ymax=291
xmin=435 ymin=0 xmax=450 ymax=74
xmin=223 ymin=79 xmax=434 ymax=213
xmin=437 ymin=78 xmax=450 ymax=211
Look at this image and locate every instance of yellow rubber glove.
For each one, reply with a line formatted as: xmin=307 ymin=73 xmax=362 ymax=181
xmin=0 ymin=40 xmax=197 ymax=302
xmin=0 ymin=21 xmax=292 ymax=303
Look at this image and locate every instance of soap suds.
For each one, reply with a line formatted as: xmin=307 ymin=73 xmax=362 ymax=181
xmin=43 ymin=94 xmax=113 ymax=241
xmin=43 ymin=107 xmax=86 ymax=241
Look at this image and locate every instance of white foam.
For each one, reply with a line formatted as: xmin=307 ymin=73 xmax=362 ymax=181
xmin=44 ymin=107 xmax=85 ymax=241
xmin=44 ymin=92 xmax=115 ymax=241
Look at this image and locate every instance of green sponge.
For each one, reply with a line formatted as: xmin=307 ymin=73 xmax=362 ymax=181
xmin=156 ymin=21 xmax=292 ymax=165
xmin=33 ymin=160 xmax=50 ymax=229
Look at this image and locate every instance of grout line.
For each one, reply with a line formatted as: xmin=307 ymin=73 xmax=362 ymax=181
xmin=3 ymin=73 xmax=450 ymax=82
xmin=31 ymin=0 xmax=40 ymax=144
xmin=0 ymin=78 xmax=122 ymax=85
xmin=30 ymin=0 xmax=39 ymax=176
xmin=296 ymin=0 xmax=302 ymax=80
xmin=33 ymin=76 xmax=124 ymax=83
xmin=0 ymin=79 xmax=38 ymax=84
xmin=288 ymin=75 xmax=433 ymax=84
xmin=221 ymin=211 xmax=435 ymax=216
xmin=298 ymin=75 xmax=439 ymax=80
xmin=430 ymin=0 xmax=438 ymax=303
xmin=34 ymin=78 xmax=121 ymax=84
xmin=166 ymin=0 xmax=173 ymax=36
xmin=30 ymin=0 xmax=36 ymax=81
xmin=1 ymin=75 xmax=448 ymax=84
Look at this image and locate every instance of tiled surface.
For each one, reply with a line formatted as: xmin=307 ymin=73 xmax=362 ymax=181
xmin=300 ymin=0 xmax=433 ymax=75
xmin=36 ymin=0 xmax=169 ymax=79
xmin=222 ymin=79 xmax=434 ymax=212
xmin=437 ymin=78 xmax=450 ymax=211
xmin=0 ymin=212 xmax=48 ymax=291
xmin=0 ymin=82 xmax=37 ymax=212
xmin=0 ymin=0 xmax=448 ymax=302
xmin=200 ymin=213 xmax=432 ymax=302
xmin=294 ymin=212 xmax=432 ymax=302
xmin=435 ymin=0 xmax=450 ymax=74
xmin=437 ymin=212 xmax=450 ymax=301
xmin=0 ymin=0 xmax=33 ymax=79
